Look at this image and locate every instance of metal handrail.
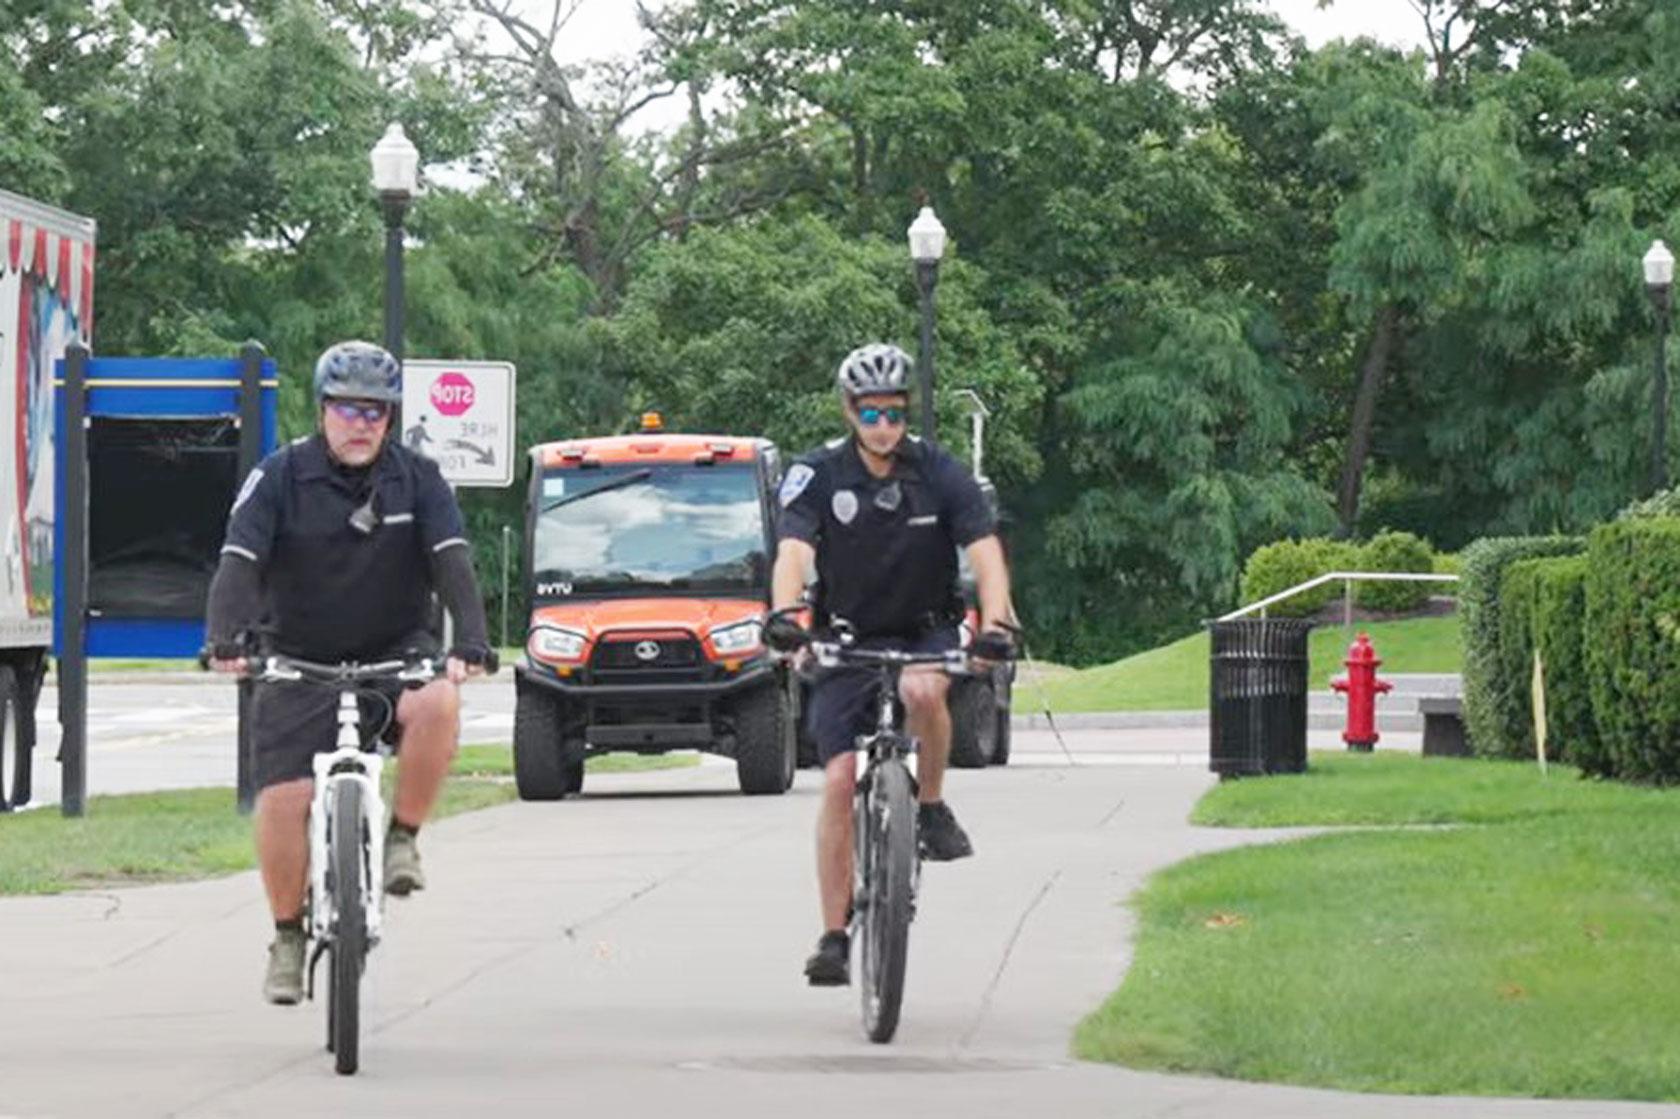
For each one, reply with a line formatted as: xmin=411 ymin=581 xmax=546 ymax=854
xmin=1218 ymin=571 xmax=1460 ymax=623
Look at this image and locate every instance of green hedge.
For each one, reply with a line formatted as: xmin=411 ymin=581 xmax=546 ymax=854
xmin=1239 ymin=538 xmax=1359 ymax=618
xmin=1532 ymin=555 xmax=1601 ymax=775
xmin=1583 ymin=519 xmax=1680 ymax=784
xmin=1358 ymin=530 xmax=1435 ymax=612
xmin=1460 ymin=536 xmax=1585 ymax=760
xmin=1494 ymin=559 xmax=1546 ymax=762
xmin=1618 ymin=486 xmax=1680 ymax=521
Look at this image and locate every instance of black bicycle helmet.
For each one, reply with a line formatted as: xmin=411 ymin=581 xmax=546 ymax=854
xmin=313 ymin=340 xmax=402 ymax=403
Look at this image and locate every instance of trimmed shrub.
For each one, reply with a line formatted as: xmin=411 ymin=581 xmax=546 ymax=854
xmin=1460 ymin=536 xmax=1585 ymax=759
xmin=1356 ymin=530 xmax=1435 ymax=612
xmin=1434 ymin=551 xmax=1462 ymax=577
xmin=1583 ymin=519 xmax=1680 ymax=784
xmin=1618 ymin=486 xmax=1680 ymax=521
xmin=1494 ymin=559 xmax=1546 ymax=762
xmin=1239 ymin=538 xmax=1359 ymax=618
xmin=1531 ymin=555 xmax=1601 ymax=775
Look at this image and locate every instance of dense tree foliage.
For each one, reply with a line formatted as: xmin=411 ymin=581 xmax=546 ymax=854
xmin=4 ymin=0 xmax=1675 ymax=662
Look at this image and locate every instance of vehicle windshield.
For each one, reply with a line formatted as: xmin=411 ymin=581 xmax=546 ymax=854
xmin=532 ymin=463 xmax=766 ymax=596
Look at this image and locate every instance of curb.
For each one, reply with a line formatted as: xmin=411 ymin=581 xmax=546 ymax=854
xmin=48 ymin=671 xmax=511 ymax=688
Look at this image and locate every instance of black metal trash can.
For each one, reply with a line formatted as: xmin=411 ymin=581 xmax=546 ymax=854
xmin=1208 ymin=619 xmax=1312 ymax=777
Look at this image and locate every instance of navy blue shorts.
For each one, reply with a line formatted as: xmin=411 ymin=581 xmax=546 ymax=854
xmin=251 ymin=635 xmax=439 ymax=789
xmin=805 ymin=629 xmax=959 ymax=766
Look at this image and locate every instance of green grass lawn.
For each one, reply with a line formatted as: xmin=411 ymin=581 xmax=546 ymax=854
xmin=0 ymin=745 xmax=700 ymax=896
xmin=451 ymin=744 xmax=701 ymax=777
xmin=0 ymin=775 xmax=517 ymax=896
xmin=1029 ymin=615 xmax=1461 ymax=713
xmin=1192 ymin=751 xmax=1641 ymax=827
xmin=1077 ymin=752 xmax=1680 ymax=1100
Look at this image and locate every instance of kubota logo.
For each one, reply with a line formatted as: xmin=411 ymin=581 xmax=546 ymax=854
xmin=430 ymin=372 xmax=475 ymax=416
xmin=634 ymin=641 xmax=661 ymax=661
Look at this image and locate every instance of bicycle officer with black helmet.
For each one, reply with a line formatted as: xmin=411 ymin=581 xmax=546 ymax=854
xmin=204 ymin=340 xmax=495 ymax=1005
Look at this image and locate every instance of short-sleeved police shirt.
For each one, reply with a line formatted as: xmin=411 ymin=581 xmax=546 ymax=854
xmin=221 ymin=435 xmax=468 ymax=660
xmin=776 ymin=436 xmax=996 ymax=639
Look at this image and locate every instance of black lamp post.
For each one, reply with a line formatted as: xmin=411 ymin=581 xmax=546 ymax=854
xmin=908 ymin=205 xmax=947 ymax=443
xmin=370 ymin=122 xmax=419 ymax=402
xmin=1645 ymin=239 xmax=1674 ymax=494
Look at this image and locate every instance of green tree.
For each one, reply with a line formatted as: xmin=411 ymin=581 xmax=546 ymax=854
xmin=596 ymin=213 xmax=1043 ymax=482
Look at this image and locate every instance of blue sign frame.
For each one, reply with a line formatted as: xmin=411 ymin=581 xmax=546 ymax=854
xmin=53 ymin=357 xmax=279 ymax=657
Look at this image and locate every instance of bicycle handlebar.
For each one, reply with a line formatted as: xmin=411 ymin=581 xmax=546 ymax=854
xmin=805 ymin=642 xmax=973 ymax=673
xmin=233 ymin=653 xmax=441 ymax=686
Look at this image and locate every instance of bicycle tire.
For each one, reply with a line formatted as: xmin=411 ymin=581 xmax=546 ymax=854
xmin=329 ymin=780 xmax=367 ymax=1075
xmin=857 ymin=754 xmax=916 ymax=1043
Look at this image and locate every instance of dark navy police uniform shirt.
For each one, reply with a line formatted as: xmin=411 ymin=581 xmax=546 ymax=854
xmin=776 ymin=436 xmax=996 ymax=639
xmin=220 ymin=435 xmax=468 ymax=660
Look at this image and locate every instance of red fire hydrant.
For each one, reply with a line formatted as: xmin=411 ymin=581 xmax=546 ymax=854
xmin=1331 ymin=632 xmax=1392 ymax=752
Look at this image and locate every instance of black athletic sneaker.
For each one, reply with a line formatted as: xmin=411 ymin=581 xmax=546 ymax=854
xmin=917 ymin=800 xmax=974 ymax=862
xmin=804 ymin=929 xmax=850 ymax=987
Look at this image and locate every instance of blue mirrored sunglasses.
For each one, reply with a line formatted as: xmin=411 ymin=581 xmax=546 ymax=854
xmin=858 ymin=405 xmax=907 ymax=427
xmin=327 ymin=399 xmax=392 ymax=425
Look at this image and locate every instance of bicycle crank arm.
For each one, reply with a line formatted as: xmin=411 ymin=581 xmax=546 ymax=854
xmin=306 ymin=938 xmax=329 ymax=1002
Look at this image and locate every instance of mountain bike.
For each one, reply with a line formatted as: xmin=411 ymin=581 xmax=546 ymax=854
xmin=245 ymin=653 xmax=438 ymax=1076
xmin=806 ymin=635 xmax=971 ymax=1044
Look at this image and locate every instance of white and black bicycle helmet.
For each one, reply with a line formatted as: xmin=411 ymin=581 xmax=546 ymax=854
xmin=836 ymin=343 xmax=912 ymax=398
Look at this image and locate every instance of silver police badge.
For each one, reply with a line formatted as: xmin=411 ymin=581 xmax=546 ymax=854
xmin=832 ymin=488 xmax=859 ymax=525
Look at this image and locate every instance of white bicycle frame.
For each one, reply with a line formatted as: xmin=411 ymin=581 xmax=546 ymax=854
xmin=251 ymin=655 xmax=427 ymax=953
xmin=308 ymin=689 xmax=387 ymax=948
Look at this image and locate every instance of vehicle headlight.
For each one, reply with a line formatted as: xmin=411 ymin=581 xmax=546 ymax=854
xmin=530 ymin=626 xmax=587 ymax=663
xmin=711 ymin=619 xmax=763 ymax=655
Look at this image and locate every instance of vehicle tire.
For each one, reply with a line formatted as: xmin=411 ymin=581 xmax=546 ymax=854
xmin=513 ymin=680 xmax=571 ymax=800
xmin=948 ymin=675 xmax=996 ymax=769
xmin=795 ymin=673 xmax=819 ymax=769
xmin=857 ymin=755 xmax=916 ymax=1044
xmin=992 ymin=668 xmax=1013 ymax=767
xmin=329 ymin=780 xmax=366 ymax=1076
xmin=562 ymin=749 xmax=585 ymax=795
xmin=734 ymin=681 xmax=795 ymax=795
xmin=0 ymin=665 xmax=16 ymax=811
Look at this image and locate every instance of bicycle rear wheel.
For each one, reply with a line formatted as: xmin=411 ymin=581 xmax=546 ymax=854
xmin=857 ymin=754 xmax=916 ymax=1043
xmin=328 ymin=780 xmax=367 ymax=1075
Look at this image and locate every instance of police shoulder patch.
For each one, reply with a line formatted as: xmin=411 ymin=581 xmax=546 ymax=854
xmin=779 ymin=463 xmax=816 ymax=508
xmin=230 ymin=467 xmax=265 ymax=516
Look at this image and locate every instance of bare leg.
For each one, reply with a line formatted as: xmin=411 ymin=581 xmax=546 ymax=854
xmin=901 ymin=667 xmax=952 ymax=804
xmin=254 ymin=779 xmax=312 ymax=921
xmin=817 ymin=752 xmax=858 ymax=930
xmin=392 ymin=680 xmax=461 ymax=827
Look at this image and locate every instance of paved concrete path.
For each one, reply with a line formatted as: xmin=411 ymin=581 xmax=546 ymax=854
xmin=4 ymin=735 xmax=1673 ymax=1118
xmin=11 ymin=677 xmax=1420 ymax=807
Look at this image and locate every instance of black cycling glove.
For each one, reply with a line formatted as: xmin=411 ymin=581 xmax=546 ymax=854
xmin=764 ymin=611 xmax=810 ymax=652
xmin=969 ymin=628 xmax=1016 ymax=662
xmin=450 ymin=643 xmax=499 ymax=674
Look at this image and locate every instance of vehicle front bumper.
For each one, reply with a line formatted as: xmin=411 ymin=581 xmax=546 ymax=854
xmin=514 ymin=660 xmax=777 ymax=702
xmin=515 ymin=660 xmax=780 ymax=753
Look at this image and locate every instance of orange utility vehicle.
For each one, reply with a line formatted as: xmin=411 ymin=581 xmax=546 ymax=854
xmin=512 ymin=414 xmax=797 ymax=798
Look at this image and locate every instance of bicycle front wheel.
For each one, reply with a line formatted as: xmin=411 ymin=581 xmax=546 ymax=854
xmin=328 ymin=780 xmax=368 ymax=1075
xmin=857 ymin=755 xmax=916 ymax=1043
